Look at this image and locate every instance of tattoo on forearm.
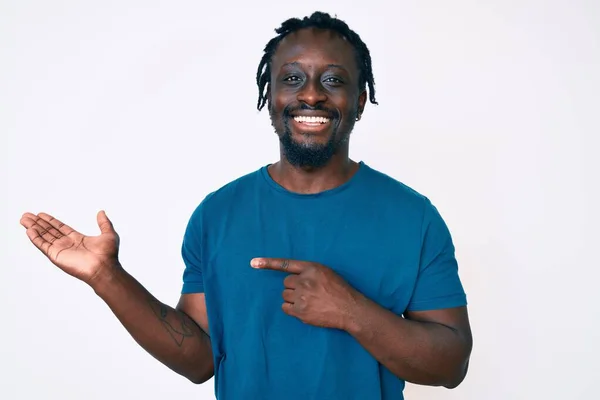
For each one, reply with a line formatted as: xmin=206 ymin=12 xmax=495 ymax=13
xmin=148 ymin=298 xmax=196 ymax=347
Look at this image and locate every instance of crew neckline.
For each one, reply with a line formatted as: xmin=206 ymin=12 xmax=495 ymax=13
xmin=260 ymin=161 xmax=367 ymax=199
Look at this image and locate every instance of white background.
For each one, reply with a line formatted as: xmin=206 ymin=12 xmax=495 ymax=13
xmin=1 ymin=0 xmax=599 ymax=399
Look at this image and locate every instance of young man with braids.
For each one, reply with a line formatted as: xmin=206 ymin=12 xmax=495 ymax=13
xmin=20 ymin=11 xmax=472 ymax=400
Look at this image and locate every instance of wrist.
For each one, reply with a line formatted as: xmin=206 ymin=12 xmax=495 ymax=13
xmin=88 ymin=260 xmax=124 ymax=295
xmin=341 ymin=290 xmax=369 ymax=335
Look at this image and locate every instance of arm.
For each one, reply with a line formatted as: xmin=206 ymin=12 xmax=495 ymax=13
xmin=344 ymin=301 xmax=472 ymax=388
xmin=341 ymin=198 xmax=472 ymax=388
xmin=19 ymin=210 xmax=214 ymax=384
xmin=252 ymin=256 xmax=472 ymax=388
xmin=93 ymin=267 xmax=214 ymax=384
xmin=251 ymin=198 xmax=471 ymax=388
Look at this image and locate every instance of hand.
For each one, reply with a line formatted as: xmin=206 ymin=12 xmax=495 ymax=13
xmin=20 ymin=210 xmax=120 ymax=286
xmin=251 ymin=258 xmax=361 ymax=330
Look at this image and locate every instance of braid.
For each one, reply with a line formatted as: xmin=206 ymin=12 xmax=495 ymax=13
xmin=256 ymin=11 xmax=378 ymax=111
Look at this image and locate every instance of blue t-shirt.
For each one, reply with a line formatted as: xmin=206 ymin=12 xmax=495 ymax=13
xmin=180 ymin=161 xmax=467 ymax=400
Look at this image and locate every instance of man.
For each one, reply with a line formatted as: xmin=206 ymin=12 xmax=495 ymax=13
xmin=20 ymin=11 xmax=472 ymax=400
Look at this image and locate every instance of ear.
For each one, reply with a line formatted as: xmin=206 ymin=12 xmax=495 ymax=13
xmin=357 ymin=90 xmax=367 ymax=116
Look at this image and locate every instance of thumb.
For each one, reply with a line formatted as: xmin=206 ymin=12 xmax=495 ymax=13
xmin=97 ymin=210 xmax=115 ymax=234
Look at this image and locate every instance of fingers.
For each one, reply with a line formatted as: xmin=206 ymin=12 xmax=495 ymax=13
xmin=283 ymin=274 xmax=299 ymax=289
xmin=251 ymin=258 xmax=307 ymax=274
xmin=96 ymin=210 xmax=115 ymax=234
xmin=282 ymin=302 xmax=294 ymax=316
xmin=25 ymin=223 xmax=53 ymax=255
xmin=21 ymin=213 xmax=71 ymax=259
xmin=21 ymin=213 xmax=64 ymax=242
xmin=282 ymin=289 xmax=295 ymax=303
xmin=20 ymin=212 xmax=38 ymax=229
xmin=38 ymin=212 xmax=76 ymax=237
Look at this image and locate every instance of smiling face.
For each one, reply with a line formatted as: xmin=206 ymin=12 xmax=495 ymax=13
xmin=268 ymin=28 xmax=367 ymax=168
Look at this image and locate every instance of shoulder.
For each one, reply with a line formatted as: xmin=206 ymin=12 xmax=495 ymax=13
xmin=361 ymin=164 xmax=456 ymax=254
xmin=185 ymin=166 xmax=265 ymax=224
xmin=359 ymin=163 xmax=434 ymax=215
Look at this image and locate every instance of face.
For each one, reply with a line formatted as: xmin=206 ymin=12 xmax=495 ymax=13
xmin=268 ymin=28 xmax=367 ymax=168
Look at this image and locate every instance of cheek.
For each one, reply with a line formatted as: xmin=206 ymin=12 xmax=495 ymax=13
xmin=269 ymin=84 xmax=288 ymax=112
xmin=271 ymin=95 xmax=288 ymax=115
xmin=338 ymin=100 xmax=359 ymax=123
xmin=268 ymin=100 xmax=286 ymax=130
xmin=269 ymin=103 xmax=284 ymax=125
xmin=334 ymin=92 xmax=357 ymax=113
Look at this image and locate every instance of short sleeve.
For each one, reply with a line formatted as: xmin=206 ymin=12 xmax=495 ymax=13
xmin=406 ymin=199 xmax=467 ymax=312
xmin=180 ymin=203 xmax=205 ymax=294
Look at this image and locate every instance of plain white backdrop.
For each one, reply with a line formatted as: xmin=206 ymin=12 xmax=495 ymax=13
xmin=1 ymin=0 xmax=599 ymax=399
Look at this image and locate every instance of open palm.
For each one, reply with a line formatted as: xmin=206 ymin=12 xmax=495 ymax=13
xmin=20 ymin=210 xmax=120 ymax=284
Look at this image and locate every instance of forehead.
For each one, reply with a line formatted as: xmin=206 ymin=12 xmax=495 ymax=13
xmin=271 ymin=28 xmax=358 ymax=71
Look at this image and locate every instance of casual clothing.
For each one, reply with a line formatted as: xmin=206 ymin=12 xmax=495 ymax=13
xmin=181 ymin=162 xmax=467 ymax=400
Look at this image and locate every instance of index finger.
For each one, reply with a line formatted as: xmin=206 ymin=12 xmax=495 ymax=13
xmin=250 ymin=258 xmax=306 ymax=274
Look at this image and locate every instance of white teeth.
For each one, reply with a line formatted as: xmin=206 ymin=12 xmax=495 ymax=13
xmin=294 ymin=116 xmax=330 ymax=124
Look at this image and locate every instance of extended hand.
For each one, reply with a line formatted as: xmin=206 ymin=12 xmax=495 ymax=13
xmin=251 ymin=258 xmax=361 ymax=330
xmin=20 ymin=210 xmax=120 ymax=286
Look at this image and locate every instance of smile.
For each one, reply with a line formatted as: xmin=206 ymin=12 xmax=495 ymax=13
xmin=293 ymin=115 xmax=331 ymax=125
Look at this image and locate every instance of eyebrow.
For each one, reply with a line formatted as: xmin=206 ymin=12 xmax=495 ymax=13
xmin=282 ymin=61 xmax=349 ymax=72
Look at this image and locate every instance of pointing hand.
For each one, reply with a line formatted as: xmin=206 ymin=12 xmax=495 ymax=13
xmin=251 ymin=258 xmax=361 ymax=330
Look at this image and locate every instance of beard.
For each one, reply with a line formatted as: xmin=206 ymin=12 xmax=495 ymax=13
xmin=278 ymin=122 xmax=343 ymax=168
xmin=270 ymin=103 xmax=354 ymax=169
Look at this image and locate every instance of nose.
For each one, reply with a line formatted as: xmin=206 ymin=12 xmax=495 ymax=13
xmin=297 ymin=79 xmax=327 ymax=106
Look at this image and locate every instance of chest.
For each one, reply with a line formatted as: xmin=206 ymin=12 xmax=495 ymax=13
xmin=202 ymin=204 xmax=421 ymax=317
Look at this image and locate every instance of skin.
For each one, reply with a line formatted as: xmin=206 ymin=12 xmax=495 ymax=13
xmin=19 ymin=211 xmax=214 ymax=384
xmin=250 ymin=258 xmax=472 ymax=388
xmin=267 ymin=28 xmax=367 ymax=194
xmin=261 ymin=28 xmax=472 ymax=388
xmin=19 ymin=27 xmax=472 ymax=390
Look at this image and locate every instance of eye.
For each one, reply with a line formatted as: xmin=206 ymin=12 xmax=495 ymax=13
xmin=283 ymin=75 xmax=302 ymax=82
xmin=324 ymin=77 xmax=343 ymax=84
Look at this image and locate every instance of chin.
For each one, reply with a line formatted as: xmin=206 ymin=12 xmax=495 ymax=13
xmin=291 ymin=132 xmax=334 ymax=148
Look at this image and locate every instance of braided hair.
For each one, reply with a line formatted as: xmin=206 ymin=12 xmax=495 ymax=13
xmin=256 ymin=11 xmax=378 ymax=111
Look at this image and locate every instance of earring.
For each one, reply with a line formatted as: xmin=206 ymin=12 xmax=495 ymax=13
xmin=356 ymin=113 xmax=362 ymax=121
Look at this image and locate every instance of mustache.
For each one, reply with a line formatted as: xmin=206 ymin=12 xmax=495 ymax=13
xmin=282 ymin=103 xmax=340 ymax=120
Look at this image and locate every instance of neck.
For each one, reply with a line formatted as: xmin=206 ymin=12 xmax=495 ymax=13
xmin=268 ymin=145 xmax=360 ymax=194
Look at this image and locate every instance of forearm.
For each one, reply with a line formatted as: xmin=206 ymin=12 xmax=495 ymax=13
xmin=90 ymin=263 xmax=213 ymax=383
xmin=345 ymin=296 xmax=470 ymax=388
